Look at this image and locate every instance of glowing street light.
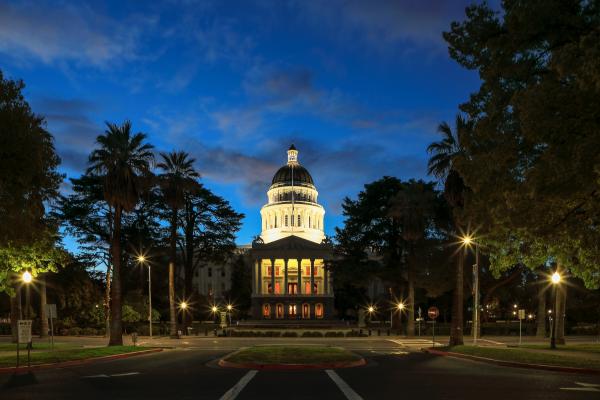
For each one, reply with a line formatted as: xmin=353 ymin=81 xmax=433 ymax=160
xmin=227 ymin=304 xmax=233 ymax=311
xmin=397 ymin=302 xmax=405 ymax=311
xmin=367 ymin=306 xmax=375 ymax=314
xmin=461 ymin=233 xmax=480 ymax=345
xmin=22 ymin=271 xmax=33 ymax=284
xmin=137 ymin=253 xmax=152 ymax=339
xmin=550 ymin=270 xmax=562 ymax=349
xmin=179 ymin=301 xmax=188 ymax=310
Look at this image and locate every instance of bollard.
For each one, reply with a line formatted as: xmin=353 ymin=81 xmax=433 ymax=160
xmin=377 ymin=329 xmax=381 ymax=336
xmin=213 ymin=328 xmax=217 ymax=336
xmin=368 ymin=329 xmax=372 ymax=336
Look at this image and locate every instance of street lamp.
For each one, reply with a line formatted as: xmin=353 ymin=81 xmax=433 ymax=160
xmin=550 ymin=271 xmax=562 ymax=349
xmin=137 ymin=254 xmax=152 ymax=339
xmin=22 ymin=271 xmax=33 ymax=320
xmin=461 ymin=234 xmax=480 ymax=345
xmin=226 ymin=304 xmax=233 ymax=326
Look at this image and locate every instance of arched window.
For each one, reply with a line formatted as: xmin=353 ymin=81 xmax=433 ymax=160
xmin=315 ymin=303 xmax=324 ymax=319
xmin=263 ymin=304 xmax=271 ymax=318
xmin=276 ymin=303 xmax=284 ymax=319
xmin=302 ymin=303 xmax=310 ymax=319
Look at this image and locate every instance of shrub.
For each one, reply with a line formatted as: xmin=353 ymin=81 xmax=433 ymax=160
xmin=81 ymin=327 xmax=97 ymax=336
xmin=301 ymin=331 xmax=323 ymax=337
xmin=282 ymin=331 xmax=298 ymax=337
xmin=262 ymin=331 xmax=281 ymax=337
xmin=68 ymin=327 xmax=82 ymax=336
xmin=325 ymin=331 xmax=344 ymax=337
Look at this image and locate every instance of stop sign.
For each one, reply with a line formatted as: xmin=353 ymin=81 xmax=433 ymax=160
xmin=428 ymin=306 xmax=439 ymax=319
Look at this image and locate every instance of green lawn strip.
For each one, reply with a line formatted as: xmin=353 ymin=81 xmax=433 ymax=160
xmin=225 ymin=346 xmax=362 ymax=365
xmin=0 ymin=346 xmax=148 ymax=368
xmin=447 ymin=345 xmax=600 ymax=369
xmin=0 ymin=342 xmax=78 ymax=352
xmin=518 ymin=344 xmax=600 ymax=354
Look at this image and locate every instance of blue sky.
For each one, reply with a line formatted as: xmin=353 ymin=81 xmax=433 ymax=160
xmin=0 ymin=0 xmax=483 ymax=249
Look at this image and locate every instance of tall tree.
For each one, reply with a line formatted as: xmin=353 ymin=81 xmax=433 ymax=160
xmin=157 ymin=151 xmax=199 ymax=338
xmin=444 ymin=0 xmax=600 ymax=288
xmin=179 ymin=184 xmax=242 ymax=327
xmin=88 ymin=121 xmax=154 ymax=346
xmin=389 ymin=180 xmax=437 ymax=336
xmin=427 ymin=116 xmax=471 ymax=346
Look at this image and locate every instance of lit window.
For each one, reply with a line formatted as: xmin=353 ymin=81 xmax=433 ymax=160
xmin=315 ymin=303 xmax=324 ymax=319
xmin=276 ymin=303 xmax=284 ymax=319
xmin=263 ymin=304 xmax=271 ymax=318
xmin=302 ymin=303 xmax=310 ymax=319
xmin=305 ymin=282 xmax=311 ymax=293
xmin=275 ymin=282 xmax=281 ymax=294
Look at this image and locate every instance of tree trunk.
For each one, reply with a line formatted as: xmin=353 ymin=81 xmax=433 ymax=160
xmin=406 ymin=248 xmax=415 ymax=336
xmin=183 ymin=201 xmax=196 ymax=329
xmin=104 ymin=265 xmax=111 ymax=338
xmin=169 ymin=207 xmax=178 ymax=338
xmin=109 ymin=205 xmax=123 ymax=346
xmin=555 ymin=281 xmax=567 ymax=345
xmin=39 ymin=275 xmax=48 ymax=338
xmin=536 ymin=283 xmax=547 ymax=338
xmin=449 ymin=251 xmax=464 ymax=346
xmin=10 ymin=283 xmax=21 ymax=343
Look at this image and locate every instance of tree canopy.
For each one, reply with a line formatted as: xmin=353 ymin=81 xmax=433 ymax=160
xmin=444 ymin=0 xmax=600 ymax=287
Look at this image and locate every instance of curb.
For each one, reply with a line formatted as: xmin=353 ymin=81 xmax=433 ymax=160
xmin=218 ymin=357 xmax=366 ymax=370
xmin=424 ymin=348 xmax=600 ymax=375
xmin=0 ymin=348 xmax=163 ymax=374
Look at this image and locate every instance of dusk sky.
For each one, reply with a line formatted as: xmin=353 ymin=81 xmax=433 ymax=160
xmin=0 ymin=0 xmax=485 ymax=249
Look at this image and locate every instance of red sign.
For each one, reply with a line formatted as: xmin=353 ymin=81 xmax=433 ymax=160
xmin=428 ymin=306 xmax=439 ymax=319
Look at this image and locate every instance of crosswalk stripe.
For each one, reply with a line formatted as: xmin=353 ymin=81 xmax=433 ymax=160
xmin=219 ymin=370 xmax=258 ymax=400
xmin=326 ymin=370 xmax=364 ymax=400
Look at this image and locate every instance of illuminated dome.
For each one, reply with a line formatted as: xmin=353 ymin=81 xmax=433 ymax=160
xmin=260 ymin=145 xmax=325 ymax=244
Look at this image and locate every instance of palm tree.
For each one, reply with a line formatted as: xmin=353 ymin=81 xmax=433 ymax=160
xmin=157 ymin=151 xmax=199 ymax=338
xmin=88 ymin=121 xmax=154 ymax=346
xmin=427 ymin=114 xmax=471 ymax=346
xmin=389 ymin=180 xmax=436 ymax=337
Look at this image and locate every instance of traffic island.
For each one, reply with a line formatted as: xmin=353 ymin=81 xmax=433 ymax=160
xmin=0 ymin=345 xmax=163 ymax=373
xmin=425 ymin=345 xmax=600 ymax=375
xmin=219 ymin=345 xmax=366 ymax=370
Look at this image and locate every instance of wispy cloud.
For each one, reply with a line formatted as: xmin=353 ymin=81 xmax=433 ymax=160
xmin=0 ymin=2 xmax=156 ymax=68
xmin=292 ymin=0 xmax=470 ymax=54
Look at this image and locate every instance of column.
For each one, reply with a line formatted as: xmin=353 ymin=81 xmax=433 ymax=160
xmin=324 ymin=262 xmax=329 ymax=295
xmin=297 ymin=259 xmax=302 ymax=294
xmin=284 ymin=259 xmax=289 ymax=295
xmin=270 ymin=259 xmax=275 ymax=294
xmin=252 ymin=259 xmax=257 ymax=294
xmin=257 ymin=259 xmax=262 ymax=294
xmin=310 ymin=259 xmax=315 ymax=295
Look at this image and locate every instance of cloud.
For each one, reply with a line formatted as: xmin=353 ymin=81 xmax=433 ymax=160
xmin=33 ymin=97 xmax=101 ymax=173
xmin=0 ymin=2 xmax=154 ymax=68
xmin=292 ymin=0 xmax=470 ymax=54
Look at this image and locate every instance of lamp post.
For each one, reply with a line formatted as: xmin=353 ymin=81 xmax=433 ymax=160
xmin=137 ymin=255 xmax=152 ymax=339
xmin=396 ymin=302 xmax=405 ymax=334
xmin=461 ymin=234 xmax=479 ymax=345
xmin=226 ymin=304 xmax=233 ymax=326
xmin=550 ymin=271 xmax=561 ymax=349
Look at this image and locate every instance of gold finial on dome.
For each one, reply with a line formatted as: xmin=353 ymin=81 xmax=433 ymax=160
xmin=287 ymin=144 xmax=298 ymax=165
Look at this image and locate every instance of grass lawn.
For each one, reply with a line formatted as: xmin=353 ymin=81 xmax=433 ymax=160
xmin=519 ymin=344 xmax=600 ymax=354
xmin=0 ymin=342 xmax=77 ymax=352
xmin=0 ymin=346 xmax=148 ymax=368
xmin=224 ymin=345 xmax=362 ymax=365
xmin=447 ymin=345 xmax=600 ymax=369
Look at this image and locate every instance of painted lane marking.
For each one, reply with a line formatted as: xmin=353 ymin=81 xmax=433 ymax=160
xmin=83 ymin=372 xmax=140 ymax=379
xmin=326 ymin=369 xmax=364 ymax=400
xmin=219 ymin=370 xmax=258 ymax=400
xmin=560 ymin=382 xmax=600 ymax=392
xmin=111 ymin=372 xmax=140 ymax=377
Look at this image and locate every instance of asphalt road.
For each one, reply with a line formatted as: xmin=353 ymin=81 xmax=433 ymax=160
xmin=1 ymin=338 xmax=599 ymax=400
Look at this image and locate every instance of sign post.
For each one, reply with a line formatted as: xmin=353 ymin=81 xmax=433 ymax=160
xmin=45 ymin=304 xmax=57 ymax=351
xmin=518 ymin=309 xmax=525 ymax=345
xmin=428 ymin=306 xmax=440 ymax=348
xmin=17 ymin=320 xmax=32 ymax=368
xmin=417 ymin=307 xmax=422 ymax=337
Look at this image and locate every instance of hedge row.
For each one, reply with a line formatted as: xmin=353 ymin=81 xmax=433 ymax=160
xmin=229 ymin=330 xmax=366 ymax=337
